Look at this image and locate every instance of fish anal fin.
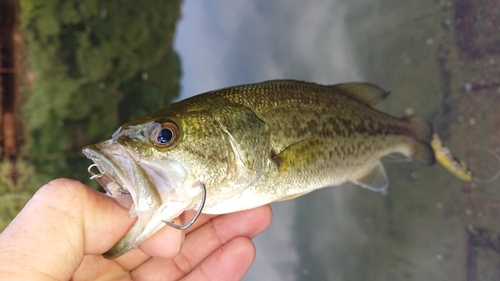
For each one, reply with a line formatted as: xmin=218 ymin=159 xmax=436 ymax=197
xmin=352 ymin=162 xmax=389 ymax=192
xmin=334 ymin=82 xmax=390 ymax=106
xmin=273 ymin=138 xmax=325 ymax=175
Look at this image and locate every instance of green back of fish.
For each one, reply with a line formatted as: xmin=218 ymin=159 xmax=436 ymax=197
xmin=147 ymin=80 xmax=434 ymax=198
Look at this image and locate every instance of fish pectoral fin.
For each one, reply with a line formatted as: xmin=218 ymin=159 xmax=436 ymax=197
xmin=352 ymin=161 xmax=389 ymax=192
xmin=334 ymin=82 xmax=390 ymax=106
xmin=272 ymin=138 xmax=325 ymax=174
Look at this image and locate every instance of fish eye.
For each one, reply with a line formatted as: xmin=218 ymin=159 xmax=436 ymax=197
xmin=157 ymin=128 xmax=173 ymax=144
xmin=149 ymin=121 xmax=179 ymax=147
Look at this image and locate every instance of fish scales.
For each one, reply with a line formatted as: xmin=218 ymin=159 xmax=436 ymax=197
xmin=136 ymin=80 xmax=432 ymax=211
xmin=186 ymin=81 xmax=423 ymax=202
xmin=83 ymin=79 xmax=440 ymax=258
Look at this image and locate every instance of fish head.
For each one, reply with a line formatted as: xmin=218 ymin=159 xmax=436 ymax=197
xmin=82 ymin=113 xmax=212 ymax=258
xmin=82 ymin=100 xmax=270 ymax=258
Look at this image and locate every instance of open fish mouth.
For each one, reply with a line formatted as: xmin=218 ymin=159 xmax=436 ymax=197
xmin=82 ymin=142 xmax=162 ymax=207
xmin=83 ymin=143 xmax=206 ymax=258
xmin=83 ymin=143 xmax=167 ymax=258
xmin=82 ymin=142 xmax=156 ymax=205
xmin=84 ymin=147 xmax=130 ymax=198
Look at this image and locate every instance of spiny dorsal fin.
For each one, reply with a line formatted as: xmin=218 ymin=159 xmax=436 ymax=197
xmin=334 ymin=82 xmax=390 ymax=106
xmin=242 ymin=80 xmax=389 ymax=107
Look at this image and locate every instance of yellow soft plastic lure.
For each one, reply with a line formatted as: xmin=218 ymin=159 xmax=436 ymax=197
xmin=431 ymin=134 xmax=472 ymax=181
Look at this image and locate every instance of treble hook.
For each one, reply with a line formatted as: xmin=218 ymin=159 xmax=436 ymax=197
xmin=163 ymin=182 xmax=206 ymax=230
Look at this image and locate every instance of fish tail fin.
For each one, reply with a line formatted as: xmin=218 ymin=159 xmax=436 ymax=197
xmin=405 ymin=116 xmax=436 ymax=166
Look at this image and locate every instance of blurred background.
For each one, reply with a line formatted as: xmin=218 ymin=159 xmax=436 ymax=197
xmin=1 ymin=0 xmax=499 ymax=280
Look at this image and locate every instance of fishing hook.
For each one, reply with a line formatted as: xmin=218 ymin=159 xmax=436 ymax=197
xmin=87 ymin=164 xmax=129 ymax=195
xmin=88 ymin=163 xmax=103 ymax=180
xmin=163 ymin=182 xmax=206 ymax=230
xmin=88 ymin=164 xmax=205 ymax=229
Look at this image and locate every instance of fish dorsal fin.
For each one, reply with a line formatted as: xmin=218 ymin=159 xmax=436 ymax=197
xmin=334 ymin=82 xmax=390 ymax=106
xmin=352 ymin=161 xmax=389 ymax=192
xmin=240 ymin=80 xmax=389 ymax=107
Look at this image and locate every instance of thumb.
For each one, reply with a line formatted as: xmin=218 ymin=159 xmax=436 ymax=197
xmin=0 ymin=178 xmax=134 ymax=280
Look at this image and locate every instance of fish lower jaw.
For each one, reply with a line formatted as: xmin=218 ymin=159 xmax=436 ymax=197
xmin=103 ymin=210 xmax=162 ymax=258
xmin=104 ymin=201 xmax=191 ymax=259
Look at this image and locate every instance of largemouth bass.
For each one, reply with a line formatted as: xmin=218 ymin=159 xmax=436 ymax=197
xmin=83 ymin=80 xmax=467 ymax=258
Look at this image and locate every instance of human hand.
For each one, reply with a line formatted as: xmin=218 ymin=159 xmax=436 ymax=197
xmin=0 ymin=179 xmax=272 ymax=280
